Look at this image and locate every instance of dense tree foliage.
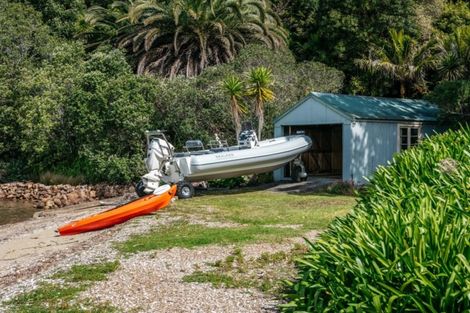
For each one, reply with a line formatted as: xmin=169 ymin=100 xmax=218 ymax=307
xmin=0 ymin=2 xmax=56 ymax=159
xmin=356 ymin=29 xmax=437 ymax=98
xmin=434 ymin=1 xmax=470 ymax=34
xmin=427 ymin=80 xmax=470 ymax=116
xmin=279 ymin=0 xmax=418 ymax=67
xmin=0 ymin=0 xmax=342 ymax=185
xmin=0 ymin=0 xmax=468 ymax=183
xmin=19 ymin=0 xmax=86 ymax=38
xmin=153 ymin=45 xmax=344 ymax=148
xmin=84 ymin=0 xmax=287 ymax=77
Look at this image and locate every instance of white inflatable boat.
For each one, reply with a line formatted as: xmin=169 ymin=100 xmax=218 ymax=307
xmin=138 ymin=130 xmax=312 ymax=198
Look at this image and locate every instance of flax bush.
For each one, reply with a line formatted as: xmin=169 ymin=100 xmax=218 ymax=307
xmin=283 ymin=127 xmax=470 ymax=312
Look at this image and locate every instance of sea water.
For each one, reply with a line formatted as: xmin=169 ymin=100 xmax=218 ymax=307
xmin=0 ymin=200 xmax=37 ymax=225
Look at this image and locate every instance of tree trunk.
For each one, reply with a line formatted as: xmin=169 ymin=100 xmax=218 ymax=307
xmin=231 ymin=98 xmax=241 ymax=143
xmin=400 ymin=82 xmax=406 ymax=98
xmin=256 ymin=100 xmax=264 ymax=140
xmin=258 ymin=114 xmax=264 ymax=140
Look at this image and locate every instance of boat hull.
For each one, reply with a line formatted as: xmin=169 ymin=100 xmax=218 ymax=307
xmin=58 ymin=185 xmax=177 ymax=235
xmin=181 ymin=135 xmax=311 ymax=181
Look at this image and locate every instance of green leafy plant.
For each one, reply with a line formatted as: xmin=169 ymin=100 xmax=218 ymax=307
xmin=222 ymin=76 xmax=248 ymax=141
xmin=355 ymin=29 xmax=437 ymax=98
xmin=85 ymin=0 xmax=287 ymax=77
xmin=282 ymin=126 xmax=470 ymax=312
xmin=246 ymin=66 xmax=275 ymax=139
xmin=209 ymin=176 xmax=247 ymax=189
xmin=436 ymin=26 xmax=470 ymax=81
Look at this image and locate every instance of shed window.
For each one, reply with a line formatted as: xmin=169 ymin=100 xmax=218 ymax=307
xmin=399 ymin=126 xmax=420 ymax=151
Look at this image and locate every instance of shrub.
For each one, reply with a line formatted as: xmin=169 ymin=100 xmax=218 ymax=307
xmin=426 ymin=80 xmax=470 ymax=118
xmin=325 ymin=180 xmax=356 ymax=196
xmin=39 ymin=171 xmax=85 ymax=186
xmin=282 ymin=126 xmax=470 ymax=312
xmin=209 ymin=177 xmax=247 ymax=189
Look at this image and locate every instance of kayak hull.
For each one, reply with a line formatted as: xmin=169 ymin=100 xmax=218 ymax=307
xmin=58 ymin=185 xmax=177 ymax=235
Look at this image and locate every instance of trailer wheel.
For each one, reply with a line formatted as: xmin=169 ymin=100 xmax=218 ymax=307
xmin=135 ymin=180 xmax=147 ymax=197
xmin=177 ymin=182 xmax=194 ymax=199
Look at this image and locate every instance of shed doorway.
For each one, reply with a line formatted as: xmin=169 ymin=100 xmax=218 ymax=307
xmin=283 ymin=124 xmax=342 ymax=178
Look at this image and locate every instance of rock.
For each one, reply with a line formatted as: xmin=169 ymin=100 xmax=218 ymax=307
xmin=53 ymin=197 xmax=62 ymax=207
xmin=45 ymin=200 xmax=55 ymax=210
xmin=89 ymin=190 xmax=96 ymax=199
xmin=67 ymin=192 xmax=80 ymax=205
xmin=79 ymin=189 xmax=88 ymax=201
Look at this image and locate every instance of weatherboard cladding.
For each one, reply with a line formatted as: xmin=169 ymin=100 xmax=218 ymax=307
xmin=275 ymin=92 xmax=440 ymax=124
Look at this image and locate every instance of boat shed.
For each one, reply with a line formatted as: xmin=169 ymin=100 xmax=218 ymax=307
xmin=273 ymin=92 xmax=444 ymax=183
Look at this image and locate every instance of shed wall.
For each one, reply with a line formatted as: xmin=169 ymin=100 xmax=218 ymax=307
xmin=273 ymin=96 xmax=445 ymax=183
xmin=273 ymin=98 xmax=350 ymax=135
xmin=273 ymin=98 xmax=351 ymax=181
xmin=348 ymin=122 xmax=398 ymax=183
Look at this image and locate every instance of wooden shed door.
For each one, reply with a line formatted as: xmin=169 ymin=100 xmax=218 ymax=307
xmin=284 ymin=124 xmax=342 ymax=177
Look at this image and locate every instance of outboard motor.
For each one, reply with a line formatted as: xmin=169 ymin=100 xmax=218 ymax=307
xmin=238 ymin=129 xmax=258 ymax=148
xmin=137 ymin=134 xmax=175 ymax=196
xmin=145 ymin=138 xmax=174 ymax=172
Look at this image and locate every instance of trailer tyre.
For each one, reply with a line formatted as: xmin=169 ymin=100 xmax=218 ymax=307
xmin=177 ymin=182 xmax=194 ymax=199
xmin=135 ymin=180 xmax=147 ymax=197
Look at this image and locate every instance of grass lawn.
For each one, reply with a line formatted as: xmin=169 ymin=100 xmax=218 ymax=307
xmin=118 ymin=190 xmax=356 ymax=253
xmin=5 ymin=189 xmax=356 ymax=311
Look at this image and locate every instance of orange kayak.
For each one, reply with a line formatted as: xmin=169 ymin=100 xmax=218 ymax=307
xmin=58 ymin=184 xmax=177 ymax=235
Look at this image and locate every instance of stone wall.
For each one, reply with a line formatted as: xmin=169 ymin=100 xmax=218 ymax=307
xmin=0 ymin=182 xmax=134 ymax=209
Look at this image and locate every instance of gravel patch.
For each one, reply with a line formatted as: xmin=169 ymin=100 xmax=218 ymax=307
xmin=0 ymin=198 xmax=321 ymax=313
xmin=82 ymin=244 xmax=287 ymax=313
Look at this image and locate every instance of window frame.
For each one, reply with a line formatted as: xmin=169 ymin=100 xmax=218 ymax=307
xmin=397 ymin=123 xmax=422 ymax=151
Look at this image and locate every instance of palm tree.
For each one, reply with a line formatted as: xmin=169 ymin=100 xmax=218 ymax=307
xmin=355 ymin=29 xmax=437 ymax=98
xmin=222 ymin=75 xmax=247 ymax=141
xmin=437 ymin=26 xmax=470 ymax=81
xmin=83 ymin=1 xmax=134 ymax=49
xmin=246 ymin=66 xmax=275 ymax=140
xmin=85 ymin=0 xmax=287 ymax=77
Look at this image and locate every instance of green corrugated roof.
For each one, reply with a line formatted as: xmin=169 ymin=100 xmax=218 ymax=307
xmin=277 ymin=92 xmax=441 ymax=122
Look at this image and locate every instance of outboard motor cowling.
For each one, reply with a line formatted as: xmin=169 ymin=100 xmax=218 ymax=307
xmin=238 ymin=129 xmax=258 ymax=148
xmin=145 ymin=138 xmax=174 ymax=172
